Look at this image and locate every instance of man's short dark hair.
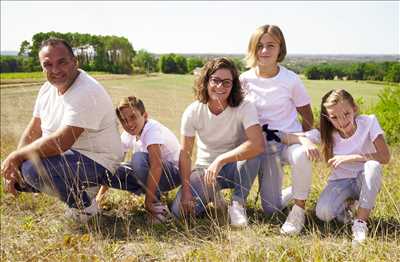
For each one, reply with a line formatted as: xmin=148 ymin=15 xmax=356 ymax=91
xmin=40 ymin=37 xmax=75 ymax=58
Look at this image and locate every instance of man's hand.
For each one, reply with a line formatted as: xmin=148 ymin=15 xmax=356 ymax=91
xmin=1 ymin=151 xmax=23 ymax=181
xmin=3 ymin=178 xmax=18 ymax=197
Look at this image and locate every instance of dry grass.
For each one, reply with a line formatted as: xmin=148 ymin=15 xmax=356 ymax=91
xmin=1 ymin=73 xmax=399 ymax=261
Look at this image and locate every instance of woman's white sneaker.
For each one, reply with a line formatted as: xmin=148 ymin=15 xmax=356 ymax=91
xmin=352 ymin=219 xmax=368 ymax=246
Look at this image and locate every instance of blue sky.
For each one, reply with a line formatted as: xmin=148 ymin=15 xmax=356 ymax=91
xmin=1 ymin=1 xmax=399 ymax=55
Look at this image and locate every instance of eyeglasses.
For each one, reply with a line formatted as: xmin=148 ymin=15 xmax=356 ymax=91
xmin=209 ymin=77 xmax=233 ymax=88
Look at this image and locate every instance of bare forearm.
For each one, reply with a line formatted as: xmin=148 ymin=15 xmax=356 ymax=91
xmin=348 ymin=153 xmax=390 ymax=165
xmin=216 ymin=140 xmax=263 ymax=166
xmin=145 ymin=166 xmax=163 ymax=203
xmin=179 ymin=152 xmax=192 ymax=193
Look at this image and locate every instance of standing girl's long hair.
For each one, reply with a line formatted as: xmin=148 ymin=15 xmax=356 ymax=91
xmin=320 ymin=89 xmax=357 ymax=161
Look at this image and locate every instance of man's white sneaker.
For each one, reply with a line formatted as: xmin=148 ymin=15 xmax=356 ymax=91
xmin=228 ymin=201 xmax=248 ymax=227
xmin=352 ymin=219 xmax=368 ymax=246
xmin=280 ymin=204 xmax=305 ymax=235
xmin=65 ymin=199 xmax=99 ymax=223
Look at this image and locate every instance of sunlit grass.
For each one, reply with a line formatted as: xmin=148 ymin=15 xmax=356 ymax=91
xmin=1 ymin=73 xmax=398 ymax=261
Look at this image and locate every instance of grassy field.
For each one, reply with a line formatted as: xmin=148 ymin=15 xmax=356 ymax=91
xmin=1 ymin=73 xmax=399 ymax=261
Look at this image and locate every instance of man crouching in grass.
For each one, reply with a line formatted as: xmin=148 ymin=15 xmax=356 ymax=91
xmin=1 ymin=38 xmax=123 ymax=223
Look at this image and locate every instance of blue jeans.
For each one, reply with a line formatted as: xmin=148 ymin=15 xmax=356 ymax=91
xmin=105 ymin=152 xmax=181 ymax=199
xmin=17 ymin=149 xmax=110 ymax=209
xmin=316 ymin=160 xmax=382 ymax=222
xmin=171 ymin=156 xmax=261 ymax=218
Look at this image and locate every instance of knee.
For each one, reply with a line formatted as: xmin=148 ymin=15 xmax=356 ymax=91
xmin=21 ymin=160 xmax=40 ymax=187
xmin=291 ymin=146 xmax=311 ymax=166
xmin=131 ymin=152 xmax=149 ymax=168
xmin=315 ymin=203 xmax=335 ymax=222
xmin=364 ymin=161 xmax=382 ymax=177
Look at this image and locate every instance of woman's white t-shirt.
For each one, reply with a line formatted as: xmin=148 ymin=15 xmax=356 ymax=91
xmin=181 ymin=100 xmax=259 ymax=166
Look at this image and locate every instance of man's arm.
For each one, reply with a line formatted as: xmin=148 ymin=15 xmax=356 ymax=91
xmin=1 ymin=125 xmax=84 ymax=180
xmin=296 ymin=104 xmax=314 ymax=131
xmin=17 ymin=117 xmax=42 ymax=149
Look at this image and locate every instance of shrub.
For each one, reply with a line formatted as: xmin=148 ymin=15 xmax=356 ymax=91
xmin=368 ymin=86 xmax=400 ymax=145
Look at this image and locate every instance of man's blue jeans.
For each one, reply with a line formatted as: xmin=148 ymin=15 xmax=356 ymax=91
xmin=104 ymin=152 xmax=181 ymax=199
xmin=17 ymin=149 xmax=109 ymax=209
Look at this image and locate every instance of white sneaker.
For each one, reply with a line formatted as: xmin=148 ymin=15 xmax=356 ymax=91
xmin=352 ymin=219 xmax=368 ymax=246
xmin=228 ymin=201 xmax=248 ymax=227
xmin=280 ymin=204 xmax=305 ymax=235
xmin=65 ymin=199 xmax=99 ymax=223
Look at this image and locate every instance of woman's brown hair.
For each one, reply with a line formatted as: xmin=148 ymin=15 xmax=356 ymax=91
xmin=194 ymin=57 xmax=243 ymax=107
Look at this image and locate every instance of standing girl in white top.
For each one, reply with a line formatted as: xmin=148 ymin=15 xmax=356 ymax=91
xmin=171 ymin=57 xmax=265 ymax=227
xmin=240 ymin=24 xmax=319 ymax=235
xmin=315 ymin=89 xmax=390 ymax=245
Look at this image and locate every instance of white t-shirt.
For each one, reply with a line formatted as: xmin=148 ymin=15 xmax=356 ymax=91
xmin=120 ymin=119 xmax=180 ymax=167
xmin=240 ymin=65 xmax=311 ymax=133
xmin=181 ymin=100 xmax=259 ymax=166
xmin=329 ymin=115 xmax=384 ymax=180
xmin=33 ymin=69 xmax=123 ymax=173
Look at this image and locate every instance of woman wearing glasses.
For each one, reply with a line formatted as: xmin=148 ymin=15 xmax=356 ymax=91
xmin=171 ymin=57 xmax=264 ymax=227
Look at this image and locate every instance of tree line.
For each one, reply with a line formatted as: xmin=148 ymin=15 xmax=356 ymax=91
xmin=303 ymin=62 xmax=400 ymax=83
xmin=1 ymin=31 xmax=398 ymax=83
xmin=2 ymin=32 xmax=135 ymax=74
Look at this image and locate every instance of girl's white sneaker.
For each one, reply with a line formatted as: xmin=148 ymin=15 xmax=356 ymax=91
xmin=352 ymin=219 xmax=368 ymax=246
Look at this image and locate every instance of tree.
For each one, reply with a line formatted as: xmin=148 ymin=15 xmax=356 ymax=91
xmin=132 ymin=49 xmax=158 ymax=73
xmin=174 ymin=55 xmax=188 ymax=74
xmin=187 ymin=57 xmax=203 ymax=73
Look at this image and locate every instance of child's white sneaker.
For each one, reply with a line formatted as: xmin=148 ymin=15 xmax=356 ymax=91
xmin=228 ymin=201 xmax=248 ymax=227
xmin=65 ymin=199 xmax=99 ymax=223
xmin=352 ymin=219 xmax=368 ymax=246
xmin=280 ymin=204 xmax=305 ymax=235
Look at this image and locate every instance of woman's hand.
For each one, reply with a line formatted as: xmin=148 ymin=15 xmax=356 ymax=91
xmin=204 ymin=158 xmax=223 ymax=187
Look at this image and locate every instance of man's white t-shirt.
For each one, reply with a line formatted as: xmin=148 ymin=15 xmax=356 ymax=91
xmin=181 ymin=100 xmax=259 ymax=166
xmin=329 ymin=114 xmax=384 ymax=180
xmin=240 ymin=65 xmax=311 ymax=133
xmin=120 ymin=119 xmax=180 ymax=167
xmin=33 ymin=69 xmax=123 ymax=173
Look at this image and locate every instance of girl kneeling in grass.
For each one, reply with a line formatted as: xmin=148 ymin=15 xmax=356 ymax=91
xmin=284 ymin=89 xmax=390 ymax=245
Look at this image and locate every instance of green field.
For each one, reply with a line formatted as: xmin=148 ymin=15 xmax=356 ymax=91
xmin=1 ymin=73 xmax=399 ymax=261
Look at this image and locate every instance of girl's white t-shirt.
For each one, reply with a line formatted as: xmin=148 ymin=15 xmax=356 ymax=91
xmin=329 ymin=114 xmax=384 ymax=180
xmin=120 ymin=119 xmax=180 ymax=167
xmin=240 ymin=65 xmax=311 ymax=133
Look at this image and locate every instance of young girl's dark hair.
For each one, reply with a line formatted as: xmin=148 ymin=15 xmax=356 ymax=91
xmin=194 ymin=57 xmax=243 ymax=107
xmin=320 ymin=89 xmax=357 ymax=161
